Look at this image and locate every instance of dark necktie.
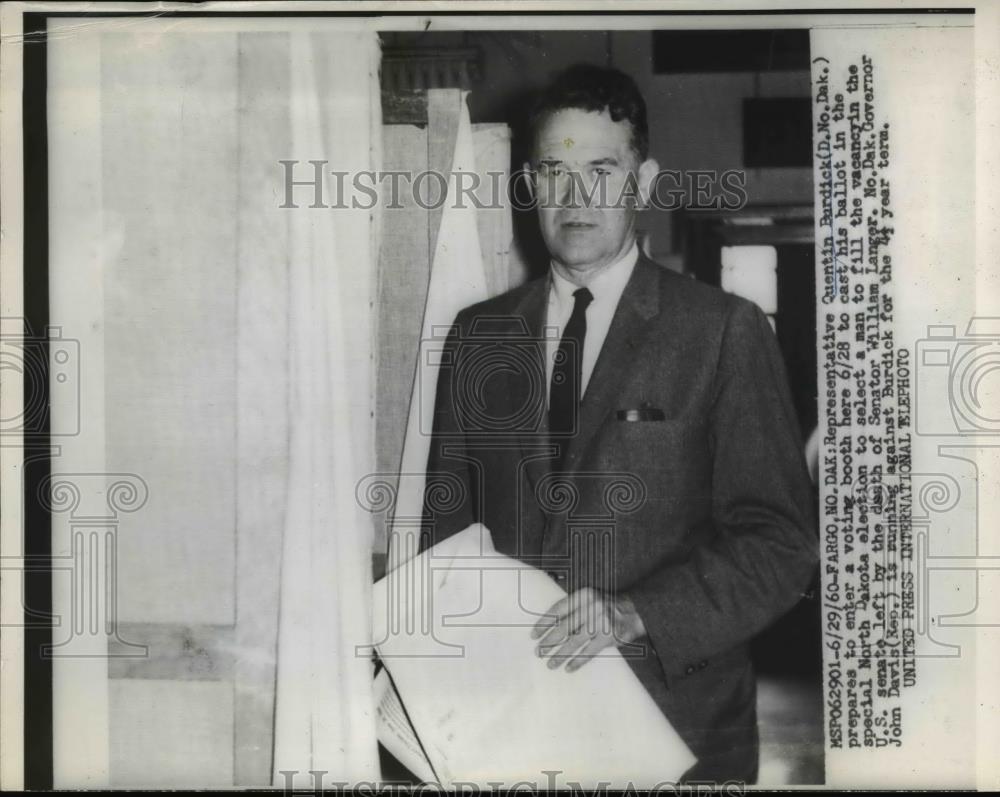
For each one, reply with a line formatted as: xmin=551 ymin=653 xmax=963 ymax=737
xmin=548 ymin=286 xmax=593 ymax=446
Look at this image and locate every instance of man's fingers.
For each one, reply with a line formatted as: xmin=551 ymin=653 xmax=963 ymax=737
xmin=535 ymin=589 xmax=610 ymax=669
xmin=531 ymin=588 xmax=595 ymax=640
xmin=531 ymin=595 xmax=571 ymax=639
xmin=541 ymin=628 xmax=590 ymax=669
xmin=535 ymin=609 xmax=577 ymax=651
xmin=565 ymin=634 xmax=612 ymax=673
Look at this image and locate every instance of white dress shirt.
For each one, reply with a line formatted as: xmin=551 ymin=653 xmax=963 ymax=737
xmin=545 ymin=242 xmax=639 ymax=405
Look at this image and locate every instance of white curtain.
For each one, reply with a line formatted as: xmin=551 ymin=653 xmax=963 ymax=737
xmin=272 ymin=31 xmax=382 ymax=786
xmin=45 ymin=19 xmax=382 ymax=787
xmin=388 ymin=93 xmax=490 ymax=562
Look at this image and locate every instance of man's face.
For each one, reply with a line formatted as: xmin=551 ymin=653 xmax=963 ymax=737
xmin=529 ymin=107 xmax=655 ymax=276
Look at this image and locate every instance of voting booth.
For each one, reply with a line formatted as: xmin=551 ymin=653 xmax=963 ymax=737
xmin=40 ymin=20 xmax=823 ymax=789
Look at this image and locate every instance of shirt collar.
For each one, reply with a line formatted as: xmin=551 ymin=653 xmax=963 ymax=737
xmin=549 ymin=241 xmax=640 ymax=307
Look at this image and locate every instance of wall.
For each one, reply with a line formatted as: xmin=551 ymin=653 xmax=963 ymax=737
xmin=610 ymin=31 xmax=812 ymax=261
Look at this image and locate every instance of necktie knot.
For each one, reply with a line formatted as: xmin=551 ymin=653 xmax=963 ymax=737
xmin=572 ymin=286 xmax=594 ymax=311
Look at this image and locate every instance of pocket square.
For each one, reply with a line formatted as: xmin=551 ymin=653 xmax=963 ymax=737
xmin=617 ymin=407 xmax=666 ymax=422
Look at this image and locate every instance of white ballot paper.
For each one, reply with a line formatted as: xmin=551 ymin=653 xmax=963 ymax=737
xmin=372 ymin=524 xmax=696 ymax=789
xmin=373 ymin=667 xmax=438 ymax=784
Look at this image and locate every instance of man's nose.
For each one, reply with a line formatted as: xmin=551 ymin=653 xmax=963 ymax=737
xmin=558 ymin=174 xmax=584 ymax=208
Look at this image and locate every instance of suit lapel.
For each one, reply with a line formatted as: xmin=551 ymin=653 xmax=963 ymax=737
xmin=506 ymin=278 xmax=555 ymax=489
xmin=503 ymin=257 xmax=662 ymax=486
xmin=563 ymin=256 xmax=662 ymax=469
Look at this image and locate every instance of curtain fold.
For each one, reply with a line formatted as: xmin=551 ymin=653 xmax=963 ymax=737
xmin=388 ymin=93 xmax=491 ymax=563
xmin=45 ymin=19 xmax=384 ymax=787
xmin=272 ymin=30 xmax=382 ymax=786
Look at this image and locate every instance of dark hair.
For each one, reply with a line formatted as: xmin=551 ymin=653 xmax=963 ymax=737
xmin=528 ymin=63 xmax=649 ymax=163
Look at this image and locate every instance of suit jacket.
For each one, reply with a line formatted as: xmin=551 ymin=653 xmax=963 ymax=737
xmin=423 ymin=254 xmax=818 ymax=783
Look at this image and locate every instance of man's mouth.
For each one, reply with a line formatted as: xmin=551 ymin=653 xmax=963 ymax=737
xmin=561 ymin=221 xmax=597 ymax=230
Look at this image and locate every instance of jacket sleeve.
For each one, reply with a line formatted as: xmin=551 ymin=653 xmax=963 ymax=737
xmin=624 ymin=298 xmax=819 ymax=676
xmin=420 ymin=314 xmax=477 ymax=550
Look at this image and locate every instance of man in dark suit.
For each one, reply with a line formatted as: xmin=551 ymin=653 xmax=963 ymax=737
xmin=423 ymin=64 xmax=818 ymax=784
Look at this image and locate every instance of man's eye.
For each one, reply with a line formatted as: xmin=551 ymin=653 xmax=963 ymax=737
xmin=593 ymin=167 xmax=611 ymax=176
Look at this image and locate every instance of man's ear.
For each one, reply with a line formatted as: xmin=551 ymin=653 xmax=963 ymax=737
xmin=637 ymin=158 xmax=660 ymax=209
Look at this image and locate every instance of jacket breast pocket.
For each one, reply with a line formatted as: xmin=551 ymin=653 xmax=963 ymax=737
xmin=612 ymin=415 xmax=698 ymax=448
xmin=600 ymin=414 xmax=711 ymax=500
xmin=616 ymin=407 xmax=667 ymax=422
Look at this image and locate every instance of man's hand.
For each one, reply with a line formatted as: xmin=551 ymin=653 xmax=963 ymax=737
xmin=532 ymin=587 xmax=646 ymax=672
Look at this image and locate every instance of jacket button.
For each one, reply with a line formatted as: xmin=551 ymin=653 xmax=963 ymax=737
xmin=685 ymin=665 xmax=695 ymax=676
